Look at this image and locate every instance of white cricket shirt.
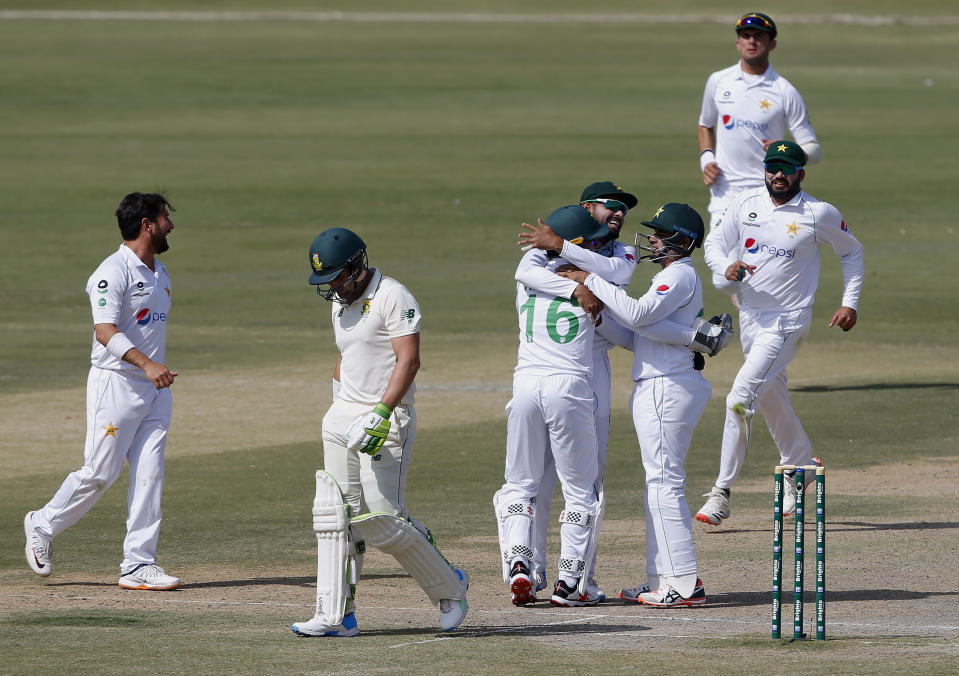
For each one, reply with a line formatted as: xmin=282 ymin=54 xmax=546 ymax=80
xmin=88 ymin=243 xmax=172 ymax=374
xmin=700 ymin=63 xmax=818 ymax=197
xmin=585 ymin=258 xmax=704 ymax=379
xmin=704 ymin=186 xmax=864 ymax=312
xmin=513 ymin=249 xmax=595 ymax=379
xmin=332 ymin=268 xmax=421 ymax=406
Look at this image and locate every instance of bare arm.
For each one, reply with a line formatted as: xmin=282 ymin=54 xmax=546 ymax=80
xmin=381 ymin=333 xmax=420 ymax=408
xmin=94 ymin=323 xmax=177 ymax=389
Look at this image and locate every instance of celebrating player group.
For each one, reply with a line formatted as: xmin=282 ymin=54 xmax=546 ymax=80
xmin=22 ymin=11 xmax=862 ymax=634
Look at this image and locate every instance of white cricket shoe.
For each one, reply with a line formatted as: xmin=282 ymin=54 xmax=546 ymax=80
xmin=532 ymin=569 xmax=548 ymax=593
xmin=118 ymin=564 xmax=181 ymax=591
xmin=439 ymin=569 xmax=469 ymax=631
xmin=618 ymin=582 xmax=652 ymax=604
xmin=783 ymin=457 xmax=822 ymax=516
xmin=292 ymin=612 xmax=360 ymax=637
xmin=24 ymin=511 xmax=53 ymax=578
xmin=639 ymin=579 xmax=707 ymax=607
xmin=695 ymin=487 xmax=731 ymax=525
xmin=585 ymin=577 xmax=606 ymax=602
xmin=550 ymin=579 xmax=600 ymax=607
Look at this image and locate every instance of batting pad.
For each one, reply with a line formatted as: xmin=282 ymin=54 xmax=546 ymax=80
xmin=311 ymin=470 xmax=352 ymax=625
xmin=494 ymin=490 xmax=536 ymax=582
xmin=352 ymin=512 xmax=467 ymax=604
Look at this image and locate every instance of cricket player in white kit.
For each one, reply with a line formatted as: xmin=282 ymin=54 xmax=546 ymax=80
xmin=293 ymin=228 xmax=468 ymax=637
xmin=495 ymin=205 xmax=609 ymax=607
xmin=696 ymin=141 xmax=864 ymax=526
xmin=24 ymin=192 xmax=182 ymax=591
xmin=698 ymin=13 xmax=821 ymax=229
xmin=517 ymin=181 xmax=638 ymax=601
xmin=559 ymin=203 xmax=716 ymax=607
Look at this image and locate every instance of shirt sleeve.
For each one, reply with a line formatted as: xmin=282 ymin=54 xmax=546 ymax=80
xmin=782 ymin=81 xmax=818 ymax=146
xmin=635 ymin=318 xmax=696 ymax=346
xmin=698 ymin=71 xmax=720 ymax=128
xmin=559 ymin=240 xmax=636 ymax=287
xmin=382 ymin=283 xmax=422 ymax=338
xmin=584 ymin=269 xmax=696 ymax=329
xmin=814 ymin=205 xmax=865 ymax=310
xmin=515 ymin=249 xmax=578 ymax=298
xmin=87 ymin=260 xmax=125 ymax=325
xmin=703 ymin=196 xmax=742 ymax=277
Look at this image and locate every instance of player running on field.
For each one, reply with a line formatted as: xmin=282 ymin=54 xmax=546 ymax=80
xmin=695 ymin=141 xmax=863 ymax=527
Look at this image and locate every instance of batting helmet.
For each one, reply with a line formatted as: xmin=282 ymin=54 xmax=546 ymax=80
xmin=308 ymin=228 xmax=368 ymax=301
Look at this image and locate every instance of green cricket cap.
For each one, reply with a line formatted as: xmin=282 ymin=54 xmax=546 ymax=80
xmin=580 ymin=181 xmax=638 ymax=210
xmin=545 ymin=205 xmax=610 ymax=245
xmin=764 ymin=140 xmax=807 ymax=166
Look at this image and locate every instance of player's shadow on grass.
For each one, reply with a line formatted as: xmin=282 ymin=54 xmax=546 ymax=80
xmin=186 ymin=572 xmax=408 ymax=589
xmin=831 ymin=521 xmax=959 ymax=532
xmin=711 ymin=588 xmax=959 ymax=608
xmin=792 ymin=382 xmax=959 ymax=393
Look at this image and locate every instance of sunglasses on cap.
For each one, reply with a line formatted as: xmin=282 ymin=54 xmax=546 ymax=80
xmin=737 ymin=14 xmax=773 ymax=31
xmin=585 ymin=198 xmax=629 ymax=214
xmin=764 ymin=163 xmax=803 ymax=175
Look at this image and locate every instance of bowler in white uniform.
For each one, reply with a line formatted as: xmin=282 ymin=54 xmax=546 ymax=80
xmin=24 ymin=192 xmax=182 ymax=591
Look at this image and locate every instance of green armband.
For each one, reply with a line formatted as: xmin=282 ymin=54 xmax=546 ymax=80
xmin=373 ymin=402 xmax=394 ymax=418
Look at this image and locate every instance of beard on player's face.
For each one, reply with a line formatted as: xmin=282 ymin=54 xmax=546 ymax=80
xmin=765 ymin=173 xmax=801 ymax=202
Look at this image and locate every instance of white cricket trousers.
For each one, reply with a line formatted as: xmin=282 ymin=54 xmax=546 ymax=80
xmin=532 ymin=349 xmax=608 ymax=578
xmin=717 ymin=306 xmax=814 ymax=489
xmin=499 ymin=373 xmax=599 ymax=578
xmin=631 ymin=372 xmax=710 ymax=585
xmin=321 ymin=399 xmax=416 ymax=519
xmin=34 ymin=366 xmax=172 ymax=572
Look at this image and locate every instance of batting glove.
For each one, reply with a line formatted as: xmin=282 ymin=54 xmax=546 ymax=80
xmin=347 ymin=402 xmax=393 ymax=455
xmin=689 ymin=313 xmax=734 ymax=357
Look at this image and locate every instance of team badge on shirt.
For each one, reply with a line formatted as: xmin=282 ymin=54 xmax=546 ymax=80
xmin=655 ymin=284 xmax=670 ymax=296
xmin=362 ymin=301 xmax=371 ymax=316
xmin=104 ymin=422 xmax=119 ymax=438
xmin=760 ymin=98 xmax=772 ymax=111
xmin=785 ymin=222 xmax=799 ymax=239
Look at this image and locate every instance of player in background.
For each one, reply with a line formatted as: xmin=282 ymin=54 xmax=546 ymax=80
xmin=518 ymin=181 xmax=727 ymax=601
xmin=25 ymin=192 xmax=182 ymax=591
xmin=698 ymin=13 xmax=821 ymax=232
xmin=559 ymin=203 xmax=718 ymax=607
xmin=293 ymin=228 xmax=468 ymax=637
xmin=695 ymin=141 xmax=863 ymax=527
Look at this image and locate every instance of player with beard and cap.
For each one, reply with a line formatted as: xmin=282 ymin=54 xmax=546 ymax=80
xmin=695 ymin=141 xmax=863 ymax=528
xmin=517 ymin=182 xmax=731 ymax=601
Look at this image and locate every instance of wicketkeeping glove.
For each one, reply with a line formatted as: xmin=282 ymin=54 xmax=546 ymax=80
xmin=689 ymin=313 xmax=734 ymax=357
xmin=346 ymin=402 xmax=393 ymax=455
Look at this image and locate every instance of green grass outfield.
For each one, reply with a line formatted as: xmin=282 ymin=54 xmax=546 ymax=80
xmin=1 ymin=2 xmax=958 ymax=673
